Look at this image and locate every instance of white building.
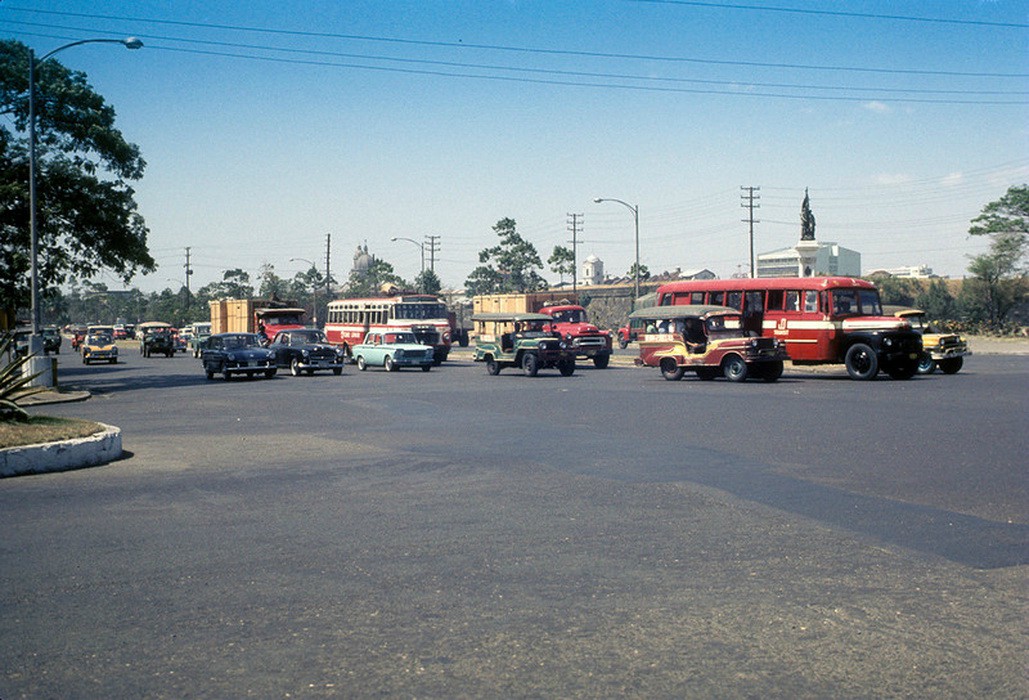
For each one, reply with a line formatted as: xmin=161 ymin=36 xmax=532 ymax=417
xmin=580 ymin=254 xmax=604 ymax=286
xmin=864 ymin=265 xmax=935 ymax=279
xmin=757 ymin=241 xmax=861 ymax=278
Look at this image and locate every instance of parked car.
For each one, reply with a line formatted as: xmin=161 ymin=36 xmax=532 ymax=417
xmin=472 ymin=312 xmax=576 ymax=377
xmin=352 ymin=330 xmax=434 ymax=372
xmin=81 ymin=331 xmax=118 ymax=365
xmin=885 ymin=307 xmax=970 ymax=374
xmin=630 ymin=305 xmax=789 ymax=382
xmin=200 ymin=333 xmax=277 ymax=380
xmin=268 ymin=328 xmax=347 ymax=376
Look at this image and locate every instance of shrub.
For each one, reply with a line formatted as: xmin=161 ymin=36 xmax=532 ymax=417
xmin=1 ymin=333 xmax=46 ymax=421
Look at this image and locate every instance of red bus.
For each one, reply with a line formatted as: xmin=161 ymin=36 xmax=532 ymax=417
xmin=324 ymin=294 xmax=451 ymax=364
xmin=655 ymin=276 xmax=923 ymax=380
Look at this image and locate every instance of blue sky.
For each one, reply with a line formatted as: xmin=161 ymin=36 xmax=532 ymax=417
xmin=2 ymin=1 xmax=1026 ymax=294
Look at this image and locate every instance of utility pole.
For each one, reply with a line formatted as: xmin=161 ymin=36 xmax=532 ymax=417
xmin=184 ymin=247 xmax=193 ymax=317
xmin=567 ymin=213 xmax=583 ymax=295
xmin=425 ymin=234 xmax=441 ymax=273
xmin=324 ymin=233 xmax=332 ymax=298
xmin=741 ymin=186 xmax=761 ymax=278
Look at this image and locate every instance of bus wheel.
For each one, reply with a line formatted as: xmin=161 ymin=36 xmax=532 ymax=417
xmin=722 ymin=355 xmax=749 ymax=382
xmin=938 ymin=357 xmax=963 ymax=374
xmin=844 ymin=343 xmax=878 ymax=380
xmin=917 ymin=352 xmax=936 ymax=374
xmin=761 ymin=360 xmax=784 ymax=382
xmin=522 ymin=352 xmax=539 ymax=377
xmin=660 ymin=358 xmax=685 ymax=381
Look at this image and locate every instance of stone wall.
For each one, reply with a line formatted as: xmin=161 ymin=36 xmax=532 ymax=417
xmin=577 ymin=283 xmax=660 ymax=331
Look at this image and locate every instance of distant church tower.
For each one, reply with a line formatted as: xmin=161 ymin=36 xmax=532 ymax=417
xmin=581 ymin=254 xmax=604 ymax=286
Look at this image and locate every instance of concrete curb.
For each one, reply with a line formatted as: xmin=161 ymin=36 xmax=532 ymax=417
xmin=0 ymin=423 xmax=122 ymax=478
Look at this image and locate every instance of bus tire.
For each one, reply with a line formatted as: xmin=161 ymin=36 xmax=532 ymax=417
xmin=660 ymin=357 xmax=685 ymax=381
xmin=844 ymin=343 xmax=878 ymax=380
xmin=722 ymin=354 xmax=749 ymax=382
xmin=522 ymin=352 xmax=539 ymax=377
xmin=939 ymin=357 xmax=963 ymax=374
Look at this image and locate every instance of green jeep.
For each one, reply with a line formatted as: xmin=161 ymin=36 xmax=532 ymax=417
xmin=472 ymin=312 xmax=576 ymax=377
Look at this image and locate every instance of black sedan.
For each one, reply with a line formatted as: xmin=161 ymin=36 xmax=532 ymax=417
xmin=200 ymin=333 xmax=277 ymax=380
xmin=267 ymin=328 xmax=346 ymax=376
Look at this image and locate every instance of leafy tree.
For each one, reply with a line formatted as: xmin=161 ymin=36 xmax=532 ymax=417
xmin=415 ymin=268 xmax=442 ymax=295
xmin=257 ymin=263 xmax=288 ymax=300
xmin=914 ymin=279 xmax=956 ymax=319
xmin=627 ymin=262 xmax=651 ymax=281
xmin=866 ymin=272 xmax=919 ymax=307
xmin=548 ymin=245 xmax=575 ymax=285
xmin=465 ymin=218 xmax=546 ymax=295
xmin=197 ymin=268 xmax=254 ymax=300
xmin=347 ymin=258 xmax=405 ymax=297
xmin=962 ymin=186 xmax=1028 ymax=325
xmin=0 ymin=39 xmax=153 ymax=313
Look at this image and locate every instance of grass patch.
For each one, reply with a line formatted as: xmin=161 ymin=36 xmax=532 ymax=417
xmin=0 ymin=416 xmax=105 ymax=449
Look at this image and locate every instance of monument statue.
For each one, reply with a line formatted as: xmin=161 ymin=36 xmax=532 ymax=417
xmin=800 ymin=188 xmax=816 ymax=241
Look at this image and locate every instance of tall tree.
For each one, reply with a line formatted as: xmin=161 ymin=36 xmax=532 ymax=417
xmin=465 ymin=218 xmax=546 ymax=295
xmin=415 ymin=268 xmax=442 ymax=295
xmin=963 ymin=185 xmax=1028 ymax=325
xmin=347 ymin=258 xmax=405 ymax=297
xmin=0 ymin=39 xmax=154 ymax=312
xmin=257 ymin=263 xmax=288 ymax=299
xmin=548 ymin=245 xmax=575 ymax=286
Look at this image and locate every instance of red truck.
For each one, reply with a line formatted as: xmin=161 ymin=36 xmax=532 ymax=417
xmin=472 ymin=293 xmax=613 ymax=368
xmin=209 ymin=299 xmax=307 ymax=343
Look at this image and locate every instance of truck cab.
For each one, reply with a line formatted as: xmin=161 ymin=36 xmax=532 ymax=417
xmin=539 ymin=304 xmax=612 ymax=368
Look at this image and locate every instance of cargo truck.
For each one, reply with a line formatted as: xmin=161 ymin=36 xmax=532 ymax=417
xmin=472 ymin=292 xmax=612 ymax=368
xmin=209 ymin=299 xmax=306 ymax=342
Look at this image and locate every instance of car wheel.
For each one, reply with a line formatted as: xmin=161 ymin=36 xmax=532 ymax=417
xmin=357 ymin=356 xmax=367 ymax=371
xmin=522 ymin=352 xmax=539 ymax=377
xmin=205 ymin=368 xmax=214 ymax=380
xmin=758 ymin=361 xmax=783 ymax=382
xmin=110 ymin=358 xmax=117 ymax=365
xmin=485 ymin=357 xmax=501 ymax=375
xmin=559 ymin=358 xmax=575 ymax=376
xmin=291 ymin=358 xmax=302 ymax=376
xmin=722 ymin=354 xmax=749 ymax=382
xmin=917 ymin=352 xmax=936 ymax=374
xmin=222 ymin=363 xmax=231 ymax=381
xmin=385 ymin=355 xmax=397 ymax=372
xmin=618 ymin=334 xmax=629 ymax=350
xmin=593 ymin=353 xmax=610 ymax=369
xmin=421 ymin=364 xmax=431 ymax=372
xmin=844 ymin=342 xmax=878 ymax=380
xmin=660 ymin=357 xmax=685 ymax=381
xmin=82 ymin=355 xmax=88 ymax=365
xmin=333 ymin=367 xmax=343 ymax=376
xmin=938 ymin=357 xmax=963 ymax=374
xmin=265 ymin=369 xmax=276 ymax=378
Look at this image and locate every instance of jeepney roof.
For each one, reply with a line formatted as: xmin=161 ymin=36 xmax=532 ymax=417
xmin=629 ymin=305 xmax=738 ymax=320
xmin=137 ymin=321 xmax=173 ymax=330
xmin=472 ymin=312 xmax=554 ymax=322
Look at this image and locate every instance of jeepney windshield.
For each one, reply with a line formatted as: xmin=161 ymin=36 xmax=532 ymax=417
xmin=394 ymin=303 xmax=446 ymax=320
xmin=831 ymin=289 xmax=883 ymax=317
xmin=515 ymin=320 xmax=549 ymax=335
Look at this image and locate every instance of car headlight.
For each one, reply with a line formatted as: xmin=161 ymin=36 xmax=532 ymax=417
xmin=750 ymin=339 xmax=759 ymax=348
xmin=302 ymin=350 xmax=310 ymax=358
xmin=884 ymin=338 xmax=893 ymax=347
xmin=395 ymin=349 xmax=405 ymax=358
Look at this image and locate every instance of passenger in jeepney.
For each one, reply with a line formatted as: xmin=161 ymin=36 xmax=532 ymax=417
xmin=683 ymin=318 xmax=706 ymax=352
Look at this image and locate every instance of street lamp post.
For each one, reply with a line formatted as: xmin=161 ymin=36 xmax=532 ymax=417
xmin=389 ymin=237 xmax=425 ymax=276
xmin=26 ymin=37 xmax=142 ymax=366
xmin=593 ymin=197 xmax=640 ymax=307
xmin=290 ymin=257 xmax=319 ymax=327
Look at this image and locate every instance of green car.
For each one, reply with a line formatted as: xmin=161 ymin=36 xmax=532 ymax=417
xmin=472 ymin=312 xmax=576 ymax=377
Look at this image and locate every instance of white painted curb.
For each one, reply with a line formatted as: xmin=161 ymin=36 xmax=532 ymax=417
xmin=0 ymin=424 xmax=122 ymax=477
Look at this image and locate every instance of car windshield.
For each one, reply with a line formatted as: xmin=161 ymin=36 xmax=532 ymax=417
xmin=89 ymin=334 xmax=111 ymax=344
xmin=291 ymin=330 xmax=327 ymax=344
xmin=223 ymin=335 xmax=260 ymax=349
xmin=385 ymin=332 xmax=418 ymax=344
xmin=394 ymin=303 xmax=446 ymax=320
xmin=550 ymin=309 xmax=585 ymax=324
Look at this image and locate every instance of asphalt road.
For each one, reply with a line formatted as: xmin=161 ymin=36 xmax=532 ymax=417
xmin=2 ymin=348 xmax=1027 ymax=698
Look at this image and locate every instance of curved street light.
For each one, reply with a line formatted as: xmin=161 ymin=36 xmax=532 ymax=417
xmin=593 ymin=197 xmax=641 ymax=307
xmin=27 ymin=37 xmax=143 ymax=362
xmin=389 ymin=236 xmax=425 ymax=275
xmin=289 ymin=257 xmax=319 ymax=326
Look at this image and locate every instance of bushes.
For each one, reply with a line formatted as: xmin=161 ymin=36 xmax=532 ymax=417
xmin=1 ymin=332 xmax=45 ymax=421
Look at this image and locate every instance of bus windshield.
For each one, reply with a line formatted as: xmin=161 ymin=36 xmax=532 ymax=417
xmin=394 ymin=303 xmax=446 ymax=320
xmin=831 ymin=288 xmax=883 ymax=317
